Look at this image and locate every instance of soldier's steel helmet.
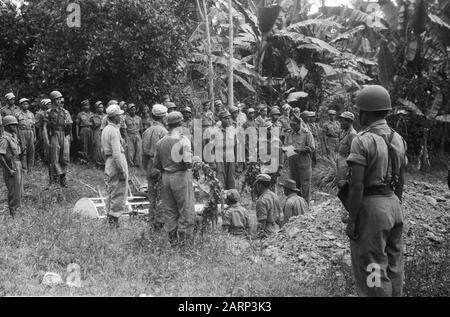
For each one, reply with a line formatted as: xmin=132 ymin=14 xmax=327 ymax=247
xmin=2 ymin=115 xmax=19 ymax=126
xmin=50 ymin=91 xmax=63 ymax=100
xmin=356 ymin=85 xmax=392 ymax=111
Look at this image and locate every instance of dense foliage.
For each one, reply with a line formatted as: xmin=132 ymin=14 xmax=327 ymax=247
xmin=0 ymin=0 xmax=193 ymax=112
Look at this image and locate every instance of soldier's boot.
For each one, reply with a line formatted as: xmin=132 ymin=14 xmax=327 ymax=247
xmin=153 ymin=222 xmax=164 ymax=232
xmin=168 ymin=230 xmax=179 ymax=248
xmin=60 ymin=174 xmax=67 ymax=187
xmin=178 ymin=231 xmax=193 ymax=248
xmin=107 ymin=215 xmax=119 ymax=229
xmin=9 ymin=208 xmax=16 ymax=218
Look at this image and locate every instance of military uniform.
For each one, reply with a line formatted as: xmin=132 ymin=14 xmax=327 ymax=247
xmin=142 ymin=115 xmax=153 ymax=131
xmin=337 ymin=126 xmax=357 ymax=187
xmin=90 ymin=113 xmax=106 ymax=166
xmin=255 ymin=115 xmax=269 ymax=128
xmin=212 ymin=125 xmax=236 ymax=190
xmin=222 ymin=203 xmax=250 ymax=236
xmin=15 ymin=109 xmax=35 ymax=171
xmin=322 ymin=119 xmax=340 ymax=154
xmin=256 ymin=188 xmax=281 ymax=237
xmin=154 ymin=127 xmax=195 ymax=241
xmin=125 ymin=114 xmax=142 ymax=167
xmin=44 ymin=107 xmax=72 ymax=178
xmin=76 ymin=111 xmax=94 ymax=161
xmin=347 ymin=118 xmax=407 ymax=296
xmin=283 ymin=193 xmax=308 ymax=224
xmin=142 ymin=121 xmax=168 ymax=226
xmin=35 ymin=109 xmax=49 ymax=163
xmin=0 ymin=105 xmax=20 ymax=118
xmin=102 ymin=120 xmax=129 ymax=219
xmin=284 ymin=126 xmax=315 ymax=204
xmin=0 ymin=131 xmax=23 ymax=212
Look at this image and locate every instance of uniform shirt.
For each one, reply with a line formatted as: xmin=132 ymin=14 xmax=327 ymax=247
xmin=35 ymin=110 xmax=46 ymax=129
xmin=43 ymin=107 xmax=72 ymax=128
xmin=0 ymin=105 xmax=20 ymax=117
xmin=323 ymin=120 xmax=340 ymax=138
xmin=202 ymin=110 xmax=215 ymax=127
xmin=209 ymin=126 xmax=237 ymax=161
xmin=0 ymin=131 xmax=21 ymax=166
xmin=125 ymin=115 xmax=142 ymax=134
xmin=101 ymin=121 xmax=127 ymax=173
xmin=154 ymin=130 xmax=192 ymax=173
xmin=338 ymin=126 xmax=357 ymax=158
xmin=283 ymin=193 xmax=308 ymax=222
xmin=279 ymin=115 xmax=291 ymax=131
xmin=243 ymin=119 xmax=257 ymax=129
xmin=256 ymin=188 xmax=281 ymax=224
xmin=347 ymin=119 xmax=407 ymax=188
xmin=236 ymin=112 xmax=247 ymax=128
xmin=181 ymin=119 xmax=194 ymax=137
xmin=222 ymin=203 xmax=250 ymax=236
xmin=142 ymin=121 xmax=168 ymax=158
xmin=76 ymin=111 xmax=93 ymax=127
xmin=255 ymin=115 xmax=269 ymax=128
xmin=285 ymin=126 xmax=315 ymax=166
xmin=100 ymin=114 xmax=127 ymax=130
xmin=16 ymin=110 xmax=35 ymax=129
xmin=91 ymin=113 xmax=106 ymax=130
xmin=142 ymin=116 xmax=153 ymax=130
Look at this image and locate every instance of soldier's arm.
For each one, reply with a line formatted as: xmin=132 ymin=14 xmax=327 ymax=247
xmin=111 ymin=130 xmax=126 ymax=176
xmin=255 ymin=199 xmax=268 ymax=227
xmin=347 ymin=164 xmax=364 ymax=221
xmin=153 ymin=142 xmax=162 ymax=171
xmin=42 ymin=121 xmax=49 ymax=145
xmin=75 ymin=114 xmax=80 ymax=139
xmin=0 ymin=139 xmax=14 ymax=175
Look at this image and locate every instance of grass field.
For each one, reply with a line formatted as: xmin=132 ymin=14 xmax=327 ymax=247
xmin=0 ymin=162 xmax=448 ymax=296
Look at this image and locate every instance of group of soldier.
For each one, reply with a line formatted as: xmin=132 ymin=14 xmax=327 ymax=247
xmin=1 ymin=85 xmax=412 ymax=296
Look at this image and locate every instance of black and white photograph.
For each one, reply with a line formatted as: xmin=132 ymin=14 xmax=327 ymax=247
xmin=0 ymin=0 xmax=449 ymax=299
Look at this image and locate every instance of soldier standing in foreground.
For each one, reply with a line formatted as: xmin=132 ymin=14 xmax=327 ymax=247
xmin=101 ymin=102 xmax=129 ymax=228
xmin=346 ymin=85 xmax=407 ymax=297
xmin=153 ymin=111 xmax=195 ymax=247
xmin=43 ymin=91 xmax=72 ymax=187
xmin=0 ymin=116 xmax=23 ymax=217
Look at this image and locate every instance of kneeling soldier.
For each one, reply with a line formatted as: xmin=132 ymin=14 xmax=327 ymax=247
xmin=222 ymin=189 xmax=250 ymax=236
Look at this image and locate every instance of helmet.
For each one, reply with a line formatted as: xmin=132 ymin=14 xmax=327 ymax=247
xmin=339 ymin=111 xmax=355 ymax=121
xmin=152 ymin=104 xmax=168 ymax=116
xmin=167 ymin=111 xmax=183 ymax=124
xmin=219 ymin=110 xmax=231 ymax=119
xmin=81 ymin=99 xmax=90 ymax=107
xmin=50 ymin=91 xmax=63 ymax=100
xmin=19 ymin=98 xmax=30 ymax=104
xmin=41 ymin=99 xmax=51 ymax=107
xmin=94 ymin=101 xmax=103 ymax=108
xmin=356 ymin=85 xmax=392 ymax=111
xmin=5 ymin=93 xmax=15 ymax=100
xmin=229 ymin=105 xmax=239 ymax=114
xmin=164 ymin=101 xmax=177 ymax=109
xmin=2 ymin=115 xmax=18 ymax=127
xmin=106 ymin=104 xmax=124 ymax=117
xmin=181 ymin=106 xmax=192 ymax=113
xmin=269 ymin=107 xmax=281 ymax=116
xmin=328 ymin=109 xmax=337 ymax=115
xmin=107 ymin=100 xmax=118 ymax=107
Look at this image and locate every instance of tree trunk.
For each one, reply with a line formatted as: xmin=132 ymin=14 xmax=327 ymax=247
xmin=419 ymin=127 xmax=431 ymax=171
xmin=197 ymin=0 xmax=215 ymax=111
xmin=228 ymin=0 xmax=234 ymax=109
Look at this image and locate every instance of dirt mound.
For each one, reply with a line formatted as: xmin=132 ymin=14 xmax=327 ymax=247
xmin=260 ymin=179 xmax=450 ymax=281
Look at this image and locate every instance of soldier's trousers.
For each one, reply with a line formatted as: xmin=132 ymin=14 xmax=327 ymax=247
xmin=50 ymin=131 xmax=70 ymax=176
xmin=18 ymin=129 xmax=34 ymax=171
xmin=92 ymin=128 xmax=104 ymax=165
xmin=104 ymin=155 xmax=129 ymax=218
xmin=161 ymin=170 xmax=195 ymax=236
xmin=216 ymin=162 xmax=235 ymax=190
xmin=2 ymin=161 xmax=23 ymax=210
xmin=35 ymin=130 xmax=49 ymax=163
xmin=288 ymin=156 xmax=311 ymax=204
xmin=126 ymin=133 xmax=142 ymax=167
xmin=146 ymin=159 xmax=164 ymax=225
xmin=350 ymin=193 xmax=404 ymax=297
xmin=79 ymin=127 xmax=93 ymax=161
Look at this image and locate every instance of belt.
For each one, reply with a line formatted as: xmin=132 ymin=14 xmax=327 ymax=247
xmin=18 ymin=126 xmax=33 ymax=130
xmin=80 ymin=125 xmax=92 ymax=128
xmin=53 ymin=126 xmax=65 ymax=131
xmin=363 ymin=185 xmax=393 ymax=196
xmin=127 ymin=131 xmax=141 ymax=135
